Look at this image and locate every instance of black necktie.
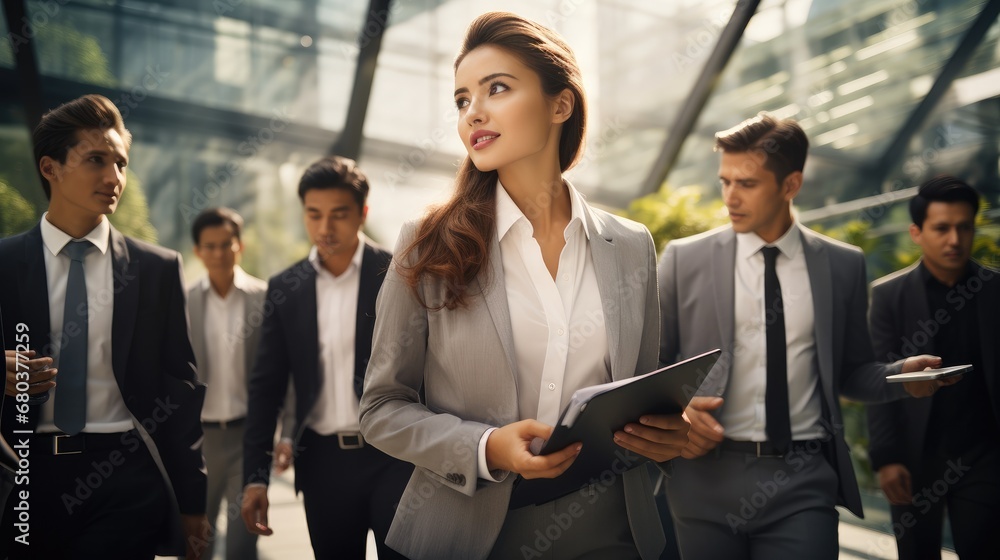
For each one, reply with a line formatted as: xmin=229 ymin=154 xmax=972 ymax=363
xmin=56 ymin=240 xmax=91 ymax=435
xmin=762 ymin=246 xmax=791 ymax=453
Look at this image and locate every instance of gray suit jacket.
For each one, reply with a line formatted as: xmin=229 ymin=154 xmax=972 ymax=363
xmin=658 ymin=224 xmax=906 ymax=517
xmin=187 ymin=268 xmax=294 ymax=439
xmin=359 ymin=205 xmax=665 ymax=560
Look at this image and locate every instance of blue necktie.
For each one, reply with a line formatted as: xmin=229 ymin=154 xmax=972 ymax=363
xmin=762 ymin=246 xmax=791 ymax=453
xmin=56 ymin=240 xmax=91 ymax=435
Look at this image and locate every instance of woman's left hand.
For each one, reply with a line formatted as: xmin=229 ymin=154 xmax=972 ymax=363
xmin=613 ymin=413 xmax=690 ymax=463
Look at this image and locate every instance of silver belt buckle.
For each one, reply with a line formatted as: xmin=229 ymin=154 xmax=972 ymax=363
xmin=53 ymin=434 xmax=83 ymax=455
xmin=756 ymin=441 xmax=783 ymax=458
xmin=337 ymin=432 xmax=364 ymax=450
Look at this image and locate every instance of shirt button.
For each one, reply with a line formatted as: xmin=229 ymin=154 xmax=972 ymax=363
xmin=557 ymin=328 xmax=565 ymax=336
xmin=548 ymin=383 xmax=556 ymax=391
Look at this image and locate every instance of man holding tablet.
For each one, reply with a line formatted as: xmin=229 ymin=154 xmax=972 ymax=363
xmin=867 ymin=175 xmax=1000 ymax=559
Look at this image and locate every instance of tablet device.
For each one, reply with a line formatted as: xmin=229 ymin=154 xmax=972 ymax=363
xmin=508 ymin=349 xmax=720 ymax=508
xmin=885 ymin=364 xmax=971 ymax=383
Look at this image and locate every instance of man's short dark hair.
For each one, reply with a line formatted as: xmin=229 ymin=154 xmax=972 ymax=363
xmin=297 ymin=155 xmax=369 ymax=211
xmin=909 ymin=175 xmax=981 ymax=228
xmin=714 ymin=112 xmax=808 ymax=184
xmin=191 ymin=207 xmax=244 ymax=245
xmin=33 ymin=94 xmax=132 ymax=200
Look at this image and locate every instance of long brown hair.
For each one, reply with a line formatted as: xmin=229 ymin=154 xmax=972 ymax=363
xmin=399 ymin=11 xmax=588 ymax=310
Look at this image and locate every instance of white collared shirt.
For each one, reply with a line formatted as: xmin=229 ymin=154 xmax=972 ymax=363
xmin=304 ymin=233 xmax=365 ymax=435
xmin=37 ymin=213 xmax=134 ymax=433
xmin=199 ymin=267 xmax=250 ymax=422
xmin=478 ymin=180 xmax=609 ymax=479
xmin=723 ymin=223 xmax=825 ymax=441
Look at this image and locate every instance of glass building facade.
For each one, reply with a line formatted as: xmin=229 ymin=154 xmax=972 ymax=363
xmin=2 ymin=0 xmax=998 ymax=550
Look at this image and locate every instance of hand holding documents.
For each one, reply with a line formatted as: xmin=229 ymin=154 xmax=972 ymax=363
xmin=509 ymin=349 xmax=720 ymax=508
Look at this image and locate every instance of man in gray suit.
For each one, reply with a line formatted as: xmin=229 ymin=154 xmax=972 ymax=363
xmin=658 ymin=113 xmax=954 ymax=559
xmin=188 ymin=207 xmax=292 ymax=560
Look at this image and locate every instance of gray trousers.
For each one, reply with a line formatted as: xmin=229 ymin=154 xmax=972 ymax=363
xmin=203 ymin=421 xmax=258 ymax=560
xmin=664 ymin=444 xmax=840 ymax=560
xmin=488 ymin=475 xmax=640 ymax=560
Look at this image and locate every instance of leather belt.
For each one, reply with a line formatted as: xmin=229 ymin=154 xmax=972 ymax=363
xmin=202 ymin=417 xmax=245 ymax=429
xmin=718 ymin=438 xmax=824 ymax=458
xmin=34 ymin=430 xmax=138 ymax=456
xmin=303 ymin=428 xmax=366 ymax=450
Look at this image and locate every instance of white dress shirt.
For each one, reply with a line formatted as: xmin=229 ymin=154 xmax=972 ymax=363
xmin=199 ymin=267 xmax=249 ymax=422
xmin=38 ymin=213 xmax=134 ymax=434
xmin=303 ymin=233 xmax=365 ymax=435
xmin=478 ymin=181 xmax=609 ymax=480
xmin=722 ymin=223 xmax=826 ymax=441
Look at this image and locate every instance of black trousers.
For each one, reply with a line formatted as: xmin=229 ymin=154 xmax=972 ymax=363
xmin=295 ymin=428 xmax=413 ymax=560
xmin=1 ymin=432 xmax=169 ymax=559
xmin=890 ymin=442 xmax=1000 ymax=560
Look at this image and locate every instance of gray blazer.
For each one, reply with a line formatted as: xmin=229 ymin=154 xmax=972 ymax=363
xmin=359 ymin=205 xmax=665 ymax=560
xmin=187 ymin=269 xmax=294 ymax=439
xmin=658 ymin=224 xmax=906 ymax=517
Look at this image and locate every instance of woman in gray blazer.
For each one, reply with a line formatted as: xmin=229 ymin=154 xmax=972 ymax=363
xmin=359 ymin=11 xmax=689 ymax=560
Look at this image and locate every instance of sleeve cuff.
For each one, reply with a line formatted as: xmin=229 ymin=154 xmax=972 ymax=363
xmin=477 ymin=428 xmax=508 ymax=482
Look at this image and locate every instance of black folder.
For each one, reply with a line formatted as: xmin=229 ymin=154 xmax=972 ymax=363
xmin=508 ymin=349 xmax=720 ymax=509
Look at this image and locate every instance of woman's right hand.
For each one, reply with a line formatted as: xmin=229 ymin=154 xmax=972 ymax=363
xmin=485 ymin=419 xmax=581 ymax=479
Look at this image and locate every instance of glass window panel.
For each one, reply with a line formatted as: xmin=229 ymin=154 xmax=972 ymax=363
xmin=665 ymin=0 xmax=988 ymax=211
xmin=25 ymin=0 xmax=362 ymax=126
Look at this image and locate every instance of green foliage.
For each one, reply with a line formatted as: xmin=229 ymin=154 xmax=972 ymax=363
xmin=972 ymin=203 xmax=1000 ymax=269
xmin=0 ymin=22 xmax=115 ymax=86
xmin=622 ymin=185 xmax=728 ymax=253
xmin=108 ymin=171 xmax=157 ymax=243
xmin=0 ymin=180 xmax=36 ymax=237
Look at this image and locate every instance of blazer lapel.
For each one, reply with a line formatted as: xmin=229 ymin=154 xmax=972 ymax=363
xmin=18 ymin=226 xmax=51 ymax=349
xmin=801 ymin=228 xmax=835 ymax=404
xmin=188 ymin=285 xmax=208 ymax=384
xmin=583 ymin=208 xmax=625 ymax=381
xmin=974 ymin=263 xmax=998 ymax=402
xmin=707 ymin=229 xmax=736 ymax=394
xmin=903 ymin=263 xmax=933 ymax=355
xmin=111 ymin=227 xmax=138 ymax=392
xmin=480 ymin=231 xmax=520 ymax=386
xmin=354 ymin=244 xmax=378 ymax=397
xmin=298 ymin=264 xmax=321 ymax=397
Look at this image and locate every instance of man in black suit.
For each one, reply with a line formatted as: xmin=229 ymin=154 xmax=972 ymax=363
xmin=0 ymin=94 xmax=208 ymax=558
xmin=241 ymin=155 xmax=411 ymax=559
xmin=867 ymin=176 xmax=999 ymax=559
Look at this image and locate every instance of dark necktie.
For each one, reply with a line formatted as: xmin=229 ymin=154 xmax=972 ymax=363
xmin=762 ymin=246 xmax=791 ymax=453
xmin=56 ymin=240 xmax=90 ymax=435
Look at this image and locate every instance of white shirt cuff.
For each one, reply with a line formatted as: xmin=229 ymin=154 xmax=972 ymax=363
xmin=477 ymin=428 xmax=508 ymax=482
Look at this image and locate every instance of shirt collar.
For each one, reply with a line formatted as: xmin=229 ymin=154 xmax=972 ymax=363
xmin=199 ymin=265 xmax=252 ymax=294
xmin=736 ymin=221 xmax=802 ymax=261
xmin=40 ymin=212 xmax=111 ymax=257
xmin=309 ymin=232 xmax=366 ymax=276
xmin=918 ymin=259 xmax=974 ymax=287
xmin=494 ymin=179 xmax=590 ymax=242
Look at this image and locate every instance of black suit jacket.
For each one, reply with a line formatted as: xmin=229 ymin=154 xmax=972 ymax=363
xmin=866 ymin=260 xmax=1000 ymax=477
xmin=243 ymin=240 xmax=392 ymax=488
xmin=0 ymin=223 xmax=207 ymax=555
